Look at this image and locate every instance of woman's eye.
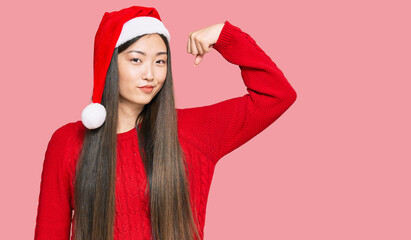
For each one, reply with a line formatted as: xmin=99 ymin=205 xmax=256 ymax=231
xmin=157 ymin=60 xmax=166 ymax=64
xmin=131 ymin=58 xmax=141 ymax=63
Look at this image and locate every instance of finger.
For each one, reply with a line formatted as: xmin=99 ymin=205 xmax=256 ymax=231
xmin=195 ymin=39 xmax=204 ymax=55
xmin=187 ymin=34 xmax=191 ymax=54
xmin=190 ymin=35 xmax=199 ymax=55
xmin=195 ymin=54 xmax=203 ymax=65
xmin=199 ymin=41 xmax=211 ymax=53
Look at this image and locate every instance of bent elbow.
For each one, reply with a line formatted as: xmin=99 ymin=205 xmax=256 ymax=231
xmin=275 ymin=86 xmax=297 ymax=107
xmin=287 ymin=87 xmax=297 ymax=106
xmin=267 ymin=87 xmax=297 ymax=117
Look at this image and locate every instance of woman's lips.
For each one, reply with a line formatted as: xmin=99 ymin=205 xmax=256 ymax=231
xmin=138 ymin=86 xmax=154 ymax=93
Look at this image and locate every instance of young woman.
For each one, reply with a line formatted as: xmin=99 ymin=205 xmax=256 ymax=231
xmin=34 ymin=5 xmax=297 ymax=240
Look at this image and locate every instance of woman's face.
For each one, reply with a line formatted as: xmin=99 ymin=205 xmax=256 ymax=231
xmin=117 ymin=33 xmax=168 ymax=107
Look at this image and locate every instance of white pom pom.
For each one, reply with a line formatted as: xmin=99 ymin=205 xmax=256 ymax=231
xmin=81 ymin=103 xmax=107 ymax=129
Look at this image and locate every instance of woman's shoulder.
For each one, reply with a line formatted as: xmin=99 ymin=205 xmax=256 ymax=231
xmin=41 ymin=121 xmax=86 ymax=181
xmin=50 ymin=120 xmax=86 ymax=145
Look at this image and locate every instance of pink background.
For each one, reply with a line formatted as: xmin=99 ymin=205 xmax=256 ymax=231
xmin=1 ymin=0 xmax=410 ymax=239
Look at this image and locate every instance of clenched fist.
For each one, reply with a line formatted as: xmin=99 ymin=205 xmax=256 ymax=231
xmin=187 ymin=23 xmax=225 ymax=66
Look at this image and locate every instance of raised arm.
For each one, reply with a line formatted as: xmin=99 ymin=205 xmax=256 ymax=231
xmin=34 ymin=126 xmax=73 ymax=240
xmin=178 ymin=20 xmax=297 ymax=165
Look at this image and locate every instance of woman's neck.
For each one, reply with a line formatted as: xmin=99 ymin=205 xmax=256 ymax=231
xmin=117 ymin=101 xmax=144 ymax=134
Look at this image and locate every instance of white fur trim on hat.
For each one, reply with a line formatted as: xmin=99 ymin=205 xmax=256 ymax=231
xmin=115 ymin=16 xmax=170 ymax=48
xmin=81 ymin=103 xmax=107 ymax=129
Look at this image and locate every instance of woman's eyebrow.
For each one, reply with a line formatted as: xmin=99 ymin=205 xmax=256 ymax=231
xmin=126 ymin=50 xmax=167 ymax=56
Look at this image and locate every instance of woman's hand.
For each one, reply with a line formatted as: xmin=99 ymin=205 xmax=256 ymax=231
xmin=187 ymin=23 xmax=225 ymax=66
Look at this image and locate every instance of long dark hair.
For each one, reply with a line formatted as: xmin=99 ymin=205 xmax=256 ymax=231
xmin=73 ymin=33 xmax=202 ymax=240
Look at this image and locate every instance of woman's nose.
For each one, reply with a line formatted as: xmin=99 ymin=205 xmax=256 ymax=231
xmin=143 ymin=65 xmax=154 ymax=81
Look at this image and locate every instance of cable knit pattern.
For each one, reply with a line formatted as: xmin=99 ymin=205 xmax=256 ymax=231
xmin=34 ymin=20 xmax=297 ymax=240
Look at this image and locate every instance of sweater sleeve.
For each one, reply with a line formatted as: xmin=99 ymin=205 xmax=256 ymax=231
xmin=34 ymin=126 xmax=73 ymax=240
xmin=178 ymin=20 xmax=297 ymax=165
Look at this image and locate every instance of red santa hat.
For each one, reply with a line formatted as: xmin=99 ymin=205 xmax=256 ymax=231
xmin=81 ymin=6 xmax=170 ymax=129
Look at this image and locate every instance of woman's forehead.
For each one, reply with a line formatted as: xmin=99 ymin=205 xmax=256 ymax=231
xmin=128 ymin=34 xmax=167 ymax=52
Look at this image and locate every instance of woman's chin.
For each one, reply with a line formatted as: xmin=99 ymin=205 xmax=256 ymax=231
xmin=119 ymin=99 xmax=149 ymax=108
xmin=132 ymin=97 xmax=152 ymax=106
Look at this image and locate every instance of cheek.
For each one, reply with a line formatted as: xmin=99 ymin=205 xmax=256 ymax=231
xmin=156 ymin=72 xmax=167 ymax=89
xmin=156 ymin=68 xmax=167 ymax=81
xmin=118 ymin=58 xmax=139 ymax=80
xmin=118 ymin=78 xmax=126 ymax=93
xmin=119 ymin=66 xmax=137 ymax=80
xmin=118 ymin=67 xmax=139 ymax=90
xmin=118 ymin=71 xmax=136 ymax=96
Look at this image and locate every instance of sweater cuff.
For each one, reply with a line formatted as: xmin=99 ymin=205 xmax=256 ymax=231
xmin=213 ymin=20 xmax=236 ymax=54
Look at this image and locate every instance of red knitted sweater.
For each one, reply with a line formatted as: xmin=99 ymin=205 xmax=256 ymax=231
xmin=34 ymin=20 xmax=297 ymax=240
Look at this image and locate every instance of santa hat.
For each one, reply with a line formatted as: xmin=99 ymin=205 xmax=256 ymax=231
xmin=81 ymin=6 xmax=171 ymax=129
